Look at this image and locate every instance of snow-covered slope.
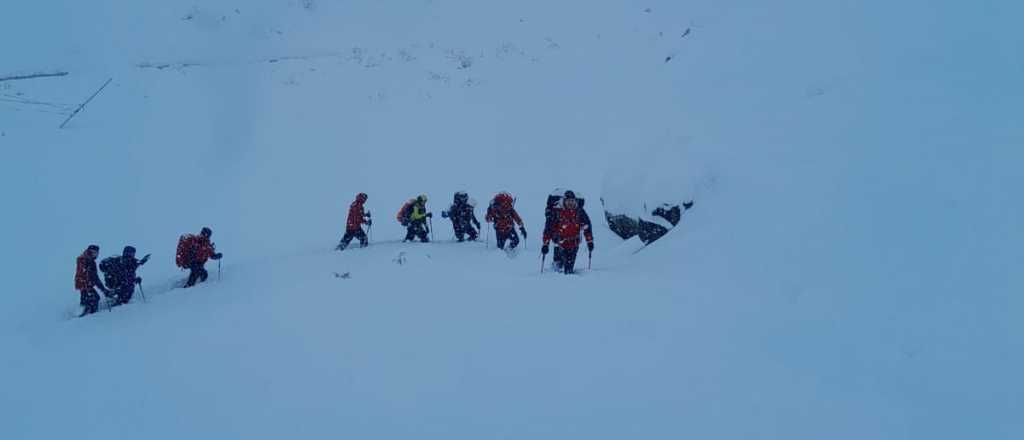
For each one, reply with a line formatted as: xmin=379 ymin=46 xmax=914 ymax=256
xmin=2 ymin=1 xmax=1021 ymax=438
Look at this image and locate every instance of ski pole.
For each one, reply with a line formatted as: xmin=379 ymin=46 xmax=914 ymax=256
xmin=429 ymin=217 xmax=434 ymax=242
xmin=137 ymin=280 xmax=147 ymax=303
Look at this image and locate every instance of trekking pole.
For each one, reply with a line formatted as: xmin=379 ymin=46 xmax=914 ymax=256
xmin=541 ymin=253 xmax=546 ymax=273
xmin=429 ymin=217 xmax=434 ymax=242
xmin=218 ymin=259 xmax=222 ymax=281
xmin=137 ymin=280 xmax=147 ymax=303
xmin=588 ymin=249 xmax=592 ymax=271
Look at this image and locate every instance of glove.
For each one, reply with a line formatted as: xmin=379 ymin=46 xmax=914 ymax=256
xmin=520 ymin=227 xmax=527 ymax=239
xmin=135 ymin=277 xmax=142 ymax=285
xmin=365 ymin=211 xmax=372 ymax=218
xmin=441 ymin=210 xmax=449 ymax=218
xmin=587 ymin=242 xmax=594 ymax=252
xmin=683 ymin=201 xmax=694 ymax=210
xmin=426 ymin=212 xmax=433 ymax=218
xmin=212 ymin=252 xmax=223 ymax=260
xmin=100 ymin=286 xmax=110 ymax=295
xmin=541 ymin=244 xmax=549 ymax=255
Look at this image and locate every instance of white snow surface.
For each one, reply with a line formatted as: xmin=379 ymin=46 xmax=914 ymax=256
xmin=2 ymin=1 xmax=1022 ymax=438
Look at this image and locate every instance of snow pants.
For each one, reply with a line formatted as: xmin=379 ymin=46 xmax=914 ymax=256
xmin=561 ymin=246 xmax=580 ymax=274
xmin=112 ymin=285 xmax=134 ymax=305
xmin=79 ymin=288 xmax=100 ymax=315
xmin=404 ymin=220 xmax=429 ymax=243
xmin=552 ymin=246 xmax=564 ymax=270
xmin=338 ymin=228 xmax=368 ymax=250
xmin=185 ymin=263 xmax=209 ymax=288
xmin=453 ymin=221 xmax=478 ymax=242
xmin=496 ymin=228 xmax=520 ymax=250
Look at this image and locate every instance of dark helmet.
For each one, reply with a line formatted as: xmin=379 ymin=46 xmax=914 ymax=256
xmin=87 ymin=244 xmax=100 ymax=252
xmin=201 ymin=227 xmax=213 ymax=237
xmin=563 ymin=190 xmax=576 ymax=200
xmin=356 ymin=193 xmax=368 ymax=203
xmin=123 ymin=246 xmax=136 ymax=257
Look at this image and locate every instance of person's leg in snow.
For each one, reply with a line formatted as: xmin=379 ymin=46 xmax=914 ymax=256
xmin=406 ymin=220 xmax=429 ymax=243
xmin=403 ymin=224 xmax=416 ymax=242
xmin=562 ymin=246 xmax=580 ymax=274
xmin=553 ymin=246 xmax=564 ymax=271
xmin=507 ymin=229 xmax=520 ymax=250
xmin=453 ymin=222 xmax=466 ymax=242
xmin=337 ymin=230 xmax=356 ymax=250
xmin=114 ymin=285 xmax=134 ymax=305
xmin=338 ymin=228 xmax=368 ymax=250
xmin=495 ymin=229 xmax=509 ymax=250
xmin=416 ymin=222 xmax=429 ymax=242
xmin=79 ymin=288 xmax=99 ymax=316
xmin=185 ymin=263 xmax=208 ymax=288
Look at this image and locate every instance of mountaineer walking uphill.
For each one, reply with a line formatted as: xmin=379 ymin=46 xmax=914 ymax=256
xmin=99 ymin=246 xmax=150 ymax=305
xmin=74 ymin=245 xmax=110 ymax=316
xmin=337 ymin=192 xmax=371 ymax=251
xmin=176 ymin=227 xmax=223 ymax=288
xmin=397 ymin=194 xmax=432 ymax=243
xmin=486 ymin=192 xmax=527 ymax=252
xmin=542 ymin=191 xmax=594 ymax=274
xmin=442 ymin=191 xmax=480 ymax=242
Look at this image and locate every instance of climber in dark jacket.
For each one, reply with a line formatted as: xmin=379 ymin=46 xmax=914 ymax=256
xmin=99 ymin=246 xmax=149 ymax=306
xmin=442 ymin=191 xmax=481 ymax=242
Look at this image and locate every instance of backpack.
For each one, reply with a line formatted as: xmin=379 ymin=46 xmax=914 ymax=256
xmin=99 ymin=256 xmax=120 ymax=288
xmin=176 ymin=234 xmax=196 ymax=268
xmin=396 ymin=199 xmax=414 ymax=226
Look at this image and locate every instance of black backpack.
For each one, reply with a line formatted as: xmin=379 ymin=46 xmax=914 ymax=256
xmin=99 ymin=256 xmax=121 ymax=288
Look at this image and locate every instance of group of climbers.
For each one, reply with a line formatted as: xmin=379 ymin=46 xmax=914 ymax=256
xmin=335 ymin=189 xmax=594 ymax=274
xmin=73 ymin=227 xmax=223 ymax=317
xmin=74 ymin=244 xmax=150 ymax=317
xmin=74 ymin=189 xmax=596 ymax=316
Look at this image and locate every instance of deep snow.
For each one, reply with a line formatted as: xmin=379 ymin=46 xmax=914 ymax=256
xmin=2 ymin=0 xmax=1022 ymax=439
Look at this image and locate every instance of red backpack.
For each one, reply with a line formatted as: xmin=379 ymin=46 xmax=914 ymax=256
xmin=176 ymin=234 xmax=196 ymax=268
xmin=396 ymin=199 xmax=414 ymax=225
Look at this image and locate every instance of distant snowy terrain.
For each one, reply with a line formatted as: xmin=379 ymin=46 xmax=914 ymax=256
xmin=1 ymin=1 xmax=1021 ymax=439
